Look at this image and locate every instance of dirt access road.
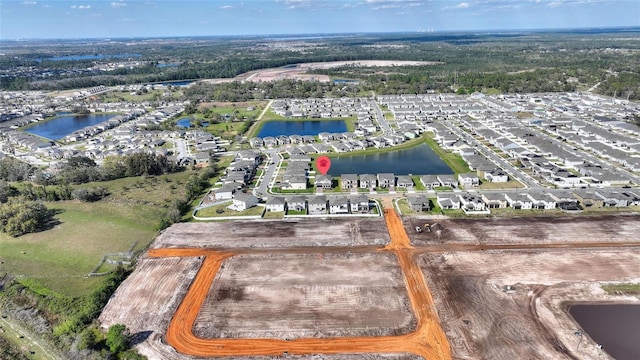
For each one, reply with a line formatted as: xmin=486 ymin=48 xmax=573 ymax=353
xmin=144 ymin=209 xmax=452 ymax=359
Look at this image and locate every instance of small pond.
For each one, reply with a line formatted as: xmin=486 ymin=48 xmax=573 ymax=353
xmin=257 ymin=120 xmax=348 ymax=138
xmin=328 ymin=143 xmax=453 ymax=176
xmin=570 ymin=304 xmax=640 ymax=360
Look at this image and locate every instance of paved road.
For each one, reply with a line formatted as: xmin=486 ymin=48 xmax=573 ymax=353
xmin=253 ymin=149 xmax=280 ymax=197
xmin=371 ymin=99 xmax=393 ymax=135
xmin=175 ymin=138 xmax=190 ymax=160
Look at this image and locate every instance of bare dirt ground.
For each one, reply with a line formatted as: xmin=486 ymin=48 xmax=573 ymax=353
xmin=200 ymin=60 xmax=439 ymax=84
xmin=406 ymin=214 xmax=640 ymax=246
xmin=100 ymin=212 xmax=640 ymax=360
xmin=152 ymin=218 xmax=390 ymax=249
xmin=193 ymin=252 xmax=414 ymax=339
xmin=409 ymin=214 xmax=640 ymax=360
xmin=100 ymin=212 xmax=452 ymax=359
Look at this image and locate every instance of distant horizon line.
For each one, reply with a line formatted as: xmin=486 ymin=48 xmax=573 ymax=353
xmin=2 ymin=25 xmax=639 ymax=42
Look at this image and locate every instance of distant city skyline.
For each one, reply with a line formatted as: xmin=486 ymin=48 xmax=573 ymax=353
xmin=1 ymin=0 xmax=639 ymax=40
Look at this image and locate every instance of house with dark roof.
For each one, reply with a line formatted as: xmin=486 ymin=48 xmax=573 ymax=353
xmin=230 ymin=192 xmax=259 ymax=211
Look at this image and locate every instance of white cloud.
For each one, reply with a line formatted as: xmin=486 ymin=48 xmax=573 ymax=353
xmin=70 ymin=5 xmax=91 ymax=9
xmin=220 ymin=5 xmax=234 ymax=9
xmin=111 ymin=2 xmax=127 ymax=8
xmin=455 ymin=2 xmax=470 ymax=8
xmin=21 ymin=1 xmax=37 ymax=5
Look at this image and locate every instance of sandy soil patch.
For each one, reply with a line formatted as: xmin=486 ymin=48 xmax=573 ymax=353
xmin=407 ymin=214 xmax=640 ymax=246
xmin=152 ymin=218 xmax=390 ymax=249
xmin=202 ymin=60 xmax=439 ymax=83
xmin=420 ymin=248 xmax=640 ymax=360
xmin=194 ymin=252 xmax=414 ymax=339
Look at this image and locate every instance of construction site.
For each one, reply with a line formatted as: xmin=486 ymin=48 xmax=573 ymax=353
xmin=100 ymin=212 xmax=640 ymax=359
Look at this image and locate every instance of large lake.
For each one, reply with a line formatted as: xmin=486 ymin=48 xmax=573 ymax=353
xmin=257 ymin=120 xmax=347 ymax=138
xmin=25 ymin=113 xmax=117 ymax=140
xmin=570 ymin=304 xmax=640 ymax=360
xmin=328 ymin=143 xmax=453 ymax=175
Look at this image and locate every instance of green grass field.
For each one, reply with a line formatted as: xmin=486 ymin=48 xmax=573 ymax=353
xmin=0 ymin=170 xmax=209 ymax=298
xmin=0 ymin=201 xmax=161 ymax=297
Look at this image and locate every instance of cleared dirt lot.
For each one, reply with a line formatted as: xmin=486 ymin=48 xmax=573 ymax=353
xmin=194 ymin=253 xmax=414 ymax=339
xmin=101 ymin=213 xmax=640 ymax=359
xmin=153 ymin=218 xmax=390 ymax=249
xmin=99 ymin=256 xmax=203 ymax=337
xmin=410 ymin=214 xmax=640 ymax=360
xmin=406 ymin=214 xmax=640 ymax=246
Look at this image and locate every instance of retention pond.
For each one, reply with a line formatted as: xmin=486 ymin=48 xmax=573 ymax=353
xmin=569 ymin=304 xmax=640 ymax=360
xmin=328 ymin=143 xmax=453 ymax=176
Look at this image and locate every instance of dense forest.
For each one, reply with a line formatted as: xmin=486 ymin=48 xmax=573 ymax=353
xmin=1 ymin=29 xmax=638 ymax=98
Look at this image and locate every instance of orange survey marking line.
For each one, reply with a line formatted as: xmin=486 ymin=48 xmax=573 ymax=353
xmin=150 ymin=209 xmax=452 ymax=359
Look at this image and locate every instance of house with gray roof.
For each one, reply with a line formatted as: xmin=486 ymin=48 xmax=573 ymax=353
xmin=407 ymin=194 xmax=430 ymax=212
xmin=437 ymin=174 xmax=458 ymax=188
xmin=396 ymin=175 xmax=414 ymax=189
xmin=230 ymin=192 xmax=259 ymax=211
xmin=265 ymin=197 xmax=286 ymax=212
xmin=286 ymin=195 xmax=307 ymax=213
xmin=481 ymin=192 xmax=508 ymax=209
xmin=359 ymin=174 xmax=377 ymax=189
xmin=420 ymin=175 xmax=441 ymax=189
xmin=341 ymin=174 xmax=358 ymax=190
xmin=329 ymin=196 xmax=350 ymax=214
xmin=308 ymin=195 xmax=327 ymax=215
xmin=437 ymin=193 xmax=461 ymax=210
xmin=350 ymin=194 xmax=370 ymax=213
xmin=458 ymin=173 xmax=480 ymax=188
xmin=377 ymin=173 xmax=395 ymax=188
xmin=504 ymin=193 xmax=533 ymax=210
xmin=315 ymin=175 xmax=333 ymax=189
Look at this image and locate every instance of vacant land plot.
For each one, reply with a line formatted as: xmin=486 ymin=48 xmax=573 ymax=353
xmin=99 ymin=257 xmax=203 ymax=335
xmin=419 ymin=246 xmax=640 ymax=360
xmin=406 ymin=214 xmax=640 ymax=246
xmin=153 ymin=218 xmax=390 ymax=249
xmin=194 ymin=252 xmax=414 ymax=339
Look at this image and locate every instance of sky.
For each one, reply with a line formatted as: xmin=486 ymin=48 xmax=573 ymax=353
xmin=1 ymin=0 xmax=639 ymax=39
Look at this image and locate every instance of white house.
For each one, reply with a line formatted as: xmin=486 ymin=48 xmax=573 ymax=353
xmin=329 ymin=196 xmax=350 ymax=214
xmin=230 ymin=193 xmax=259 ymax=211
xmin=350 ymin=194 xmax=370 ymax=213
xmin=308 ymin=195 xmax=327 ymax=215
xmin=458 ymin=172 xmax=480 ymax=188
xmin=265 ymin=197 xmax=286 ymax=212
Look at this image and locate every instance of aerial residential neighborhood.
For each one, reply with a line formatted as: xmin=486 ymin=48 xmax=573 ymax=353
xmin=3 ymin=88 xmax=640 ymax=220
xmin=2 ymin=17 xmax=640 ymax=360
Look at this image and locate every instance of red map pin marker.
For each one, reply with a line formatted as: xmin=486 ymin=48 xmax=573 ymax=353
xmin=316 ymin=156 xmax=331 ymax=175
